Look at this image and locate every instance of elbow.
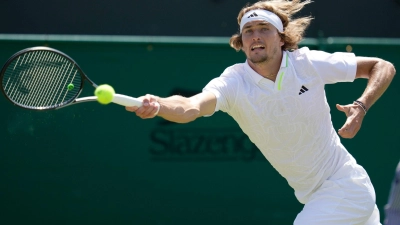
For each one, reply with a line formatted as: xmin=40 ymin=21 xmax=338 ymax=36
xmin=384 ymin=61 xmax=396 ymax=83
xmin=175 ymin=108 xmax=201 ymax=124
xmin=183 ymin=108 xmax=201 ymax=123
xmin=375 ymin=60 xmax=396 ymax=80
xmin=390 ymin=62 xmax=396 ymax=77
xmin=382 ymin=60 xmax=396 ymax=77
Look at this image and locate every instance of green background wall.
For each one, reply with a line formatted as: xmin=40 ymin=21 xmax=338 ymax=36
xmin=0 ymin=35 xmax=398 ymax=224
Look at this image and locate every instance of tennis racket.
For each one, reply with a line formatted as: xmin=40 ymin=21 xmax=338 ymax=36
xmin=0 ymin=46 xmax=147 ymax=111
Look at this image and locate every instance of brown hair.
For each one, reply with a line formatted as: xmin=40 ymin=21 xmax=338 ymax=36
xmin=229 ymin=0 xmax=313 ymax=51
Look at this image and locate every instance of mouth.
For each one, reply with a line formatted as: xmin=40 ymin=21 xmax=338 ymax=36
xmin=251 ymin=44 xmax=265 ymax=51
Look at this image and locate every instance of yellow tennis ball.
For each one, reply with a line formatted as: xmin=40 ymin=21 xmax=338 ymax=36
xmin=94 ymin=84 xmax=115 ymax=104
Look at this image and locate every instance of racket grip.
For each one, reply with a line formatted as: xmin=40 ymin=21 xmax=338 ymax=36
xmin=112 ymin=94 xmax=142 ymax=107
xmin=113 ymin=94 xmax=161 ymax=115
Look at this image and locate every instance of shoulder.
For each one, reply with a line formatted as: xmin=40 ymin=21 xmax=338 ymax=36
xmin=287 ymin=47 xmax=310 ymax=58
xmin=287 ymin=47 xmax=357 ymax=84
xmin=205 ymin=63 xmax=245 ymax=88
xmin=220 ymin=63 xmax=246 ymax=78
xmin=289 ymin=47 xmax=355 ymax=63
xmin=211 ymin=63 xmax=247 ymax=86
xmin=203 ymin=63 xmax=246 ymax=113
xmin=287 ymin=47 xmax=323 ymax=62
xmin=286 ymin=47 xmax=315 ymax=70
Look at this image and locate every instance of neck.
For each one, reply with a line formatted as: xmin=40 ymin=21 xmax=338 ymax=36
xmin=248 ymin=51 xmax=283 ymax=82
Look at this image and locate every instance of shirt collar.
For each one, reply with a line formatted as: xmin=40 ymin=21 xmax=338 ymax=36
xmin=244 ymin=51 xmax=288 ymax=84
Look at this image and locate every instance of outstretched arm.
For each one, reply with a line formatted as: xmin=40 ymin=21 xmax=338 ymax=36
xmin=125 ymin=92 xmax=217 ymax=123
xmin=336 ymin=57 xmax=396 ymax=138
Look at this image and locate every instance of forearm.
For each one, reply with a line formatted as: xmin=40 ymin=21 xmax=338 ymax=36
xmin=358 ymin=60 xmax=396 ymax=110
xmin=156 ymin=95 xmax=200 ymax=123
xmin=337 ymin=59 xmax=395 ymax=139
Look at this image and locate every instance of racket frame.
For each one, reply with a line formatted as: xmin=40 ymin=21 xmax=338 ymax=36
xmin=0 ymin=46 xmax=98 ymax=110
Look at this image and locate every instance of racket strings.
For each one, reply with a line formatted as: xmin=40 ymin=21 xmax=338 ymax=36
xmin=2 ymin=51 xmax=82 ymax=109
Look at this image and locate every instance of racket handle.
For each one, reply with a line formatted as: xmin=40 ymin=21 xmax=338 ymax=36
xmin=112 ymin=94 xmax=161 ymax=115
xmin=112 ymin=94 xmax=142 ymax=107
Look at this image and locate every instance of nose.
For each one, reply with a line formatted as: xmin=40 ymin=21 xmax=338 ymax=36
xmin=251 ymin=30 xmax=261 ymax=41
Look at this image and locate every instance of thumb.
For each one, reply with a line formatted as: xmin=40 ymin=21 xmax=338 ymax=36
xmin=125 ymin=106 xmax=138 ymax=112
xmin=336 ymin=104 xmax=346 ymax=113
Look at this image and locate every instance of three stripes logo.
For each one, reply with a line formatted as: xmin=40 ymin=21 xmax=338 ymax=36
xmin=299 ymin=86 xmax=309 ymax=95
xmin=247 ymin=12 xmax=258 ymax=18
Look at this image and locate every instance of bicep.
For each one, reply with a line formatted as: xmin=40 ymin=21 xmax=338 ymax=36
xmin=189 ymin=91 xmax=217 ymax=117
xmin=355 ymin=57 xmax=380 ymax=79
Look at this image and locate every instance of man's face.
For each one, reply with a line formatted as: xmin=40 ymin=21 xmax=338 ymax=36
xmin=241 ymin=20 xmax=284 ymax=64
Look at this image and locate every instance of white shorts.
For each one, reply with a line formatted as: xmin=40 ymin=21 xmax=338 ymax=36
xmin=294 ymin=163 xmax=381 ymax=225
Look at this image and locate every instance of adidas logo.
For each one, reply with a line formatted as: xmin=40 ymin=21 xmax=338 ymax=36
xmin=247 ymin=12 xmax=258 ymax=18
xmin=299 ymin=86 xmax=309 ymax=95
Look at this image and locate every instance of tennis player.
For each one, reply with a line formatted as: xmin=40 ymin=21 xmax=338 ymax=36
xmin=384 ymin=161 xmax=400 ymax=225
xmin=126 ymin=0 xmax=396 ymax=224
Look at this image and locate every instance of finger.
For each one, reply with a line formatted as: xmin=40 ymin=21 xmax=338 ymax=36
xmin=338 ymin=125 xmax=347 ymax=135
xmin=336 ymin=104 xmax=344 ymax=112
xmin=338 ymin=127 xmax=351 ymax=138
xmin=336 ymin=104 xmax=346 ymax=113
xmin=136 ymin=102 xmax=158 ymax=118
xmin=142 ymin=98 xmax=151 ymax=107
xmin=146 ymin=102 xmax=160 ymax=117
xmin=125 ymin=106 xmax=138 ymax=112
xmin=142 ymin=105 xmax=157 ymax=118
xmin=153 ymin=102 xmax=160 ymax=115
xmin=339 ymin=126 xmax=352 ymax=134
xmin=135 ymin=106 xmax=149 ymax=117
xmin=338 ymin=121 xmax=357 ymax=138
xmin=338 ymin=115 xmax=352 ymax=134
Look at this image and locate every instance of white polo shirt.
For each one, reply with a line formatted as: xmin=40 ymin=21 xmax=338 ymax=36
xmin=203 ymin=47 xmax=357 ymax=204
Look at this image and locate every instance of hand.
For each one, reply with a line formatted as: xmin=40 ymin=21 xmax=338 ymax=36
xmin=336 ymin=103 xmax=366 ymax=139
xmin=125 ymin=94 xmax=160 ymax=119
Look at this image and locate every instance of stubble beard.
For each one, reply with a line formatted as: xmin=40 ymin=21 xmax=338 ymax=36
xmin=248 ymin=46 xmax=278 ymax=65
xmin=249 ymin=54 xmax=269 ymax=64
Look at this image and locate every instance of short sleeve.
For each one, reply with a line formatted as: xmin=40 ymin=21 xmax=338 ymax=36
xmin=202 ymin=74 xmax=239 ymax=115
xmin=306 ymin=50 xmax=357 ymax=84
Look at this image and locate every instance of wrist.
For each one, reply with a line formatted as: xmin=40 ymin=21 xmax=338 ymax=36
xmin=353 ymin=100 xmax=368 ymax=115
xmin=152 ymin=95 xmax=161 ymax=116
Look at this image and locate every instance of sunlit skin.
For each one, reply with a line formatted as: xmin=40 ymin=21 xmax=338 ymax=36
xmin=126 ymin=19 xmax=396 ymax=141
xmin=241 ymin=20 xmax=284 ymax=81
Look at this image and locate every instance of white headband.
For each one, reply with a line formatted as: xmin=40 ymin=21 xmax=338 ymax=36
xmin=240 ymin=9 xmax=283 ymax=33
